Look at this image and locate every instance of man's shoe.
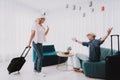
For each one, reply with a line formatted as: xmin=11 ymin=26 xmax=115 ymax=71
xmin=73 ymin=68 xmax=83 ymax=73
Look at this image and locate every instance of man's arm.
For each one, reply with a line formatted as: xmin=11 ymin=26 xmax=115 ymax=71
xmin=72 ymin=38 xmax=89 ymax=47
xmin=100 ymin=28 xmax=113 ymax=42
xmin=72 ymin=38 xmax=82 ymax=44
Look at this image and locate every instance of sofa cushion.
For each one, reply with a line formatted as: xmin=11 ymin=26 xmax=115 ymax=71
xmin=43 ymin=45 xmax=55 ymax=53
xmin=100 ymin=48 xmax=111 ymax=60
xmin=100 ymin=47 xmax=117 ymax=60
xmin=43 ymin=51 xmax=57 ymax=56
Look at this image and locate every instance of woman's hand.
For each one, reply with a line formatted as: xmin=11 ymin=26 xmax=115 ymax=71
xmin=27 ymin=44 xmax=31 ymax=48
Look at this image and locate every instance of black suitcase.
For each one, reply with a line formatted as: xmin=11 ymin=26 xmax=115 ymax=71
xmin=105 ymin=35 xmax=120 ymax=80
xmin=7 ymin=47 xmax=31 ymax=74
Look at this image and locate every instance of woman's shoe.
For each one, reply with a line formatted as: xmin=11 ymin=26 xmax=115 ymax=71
xmin=35 ymin=72 xmax=46 ymax=77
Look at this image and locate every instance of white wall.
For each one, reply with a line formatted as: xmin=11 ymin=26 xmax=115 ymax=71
xmin=0 ymin=0 xmax=42 ymax=62
xmin=0 ymin=0 xmax=120 ymax=62
xmin=46 ymin=0 xmax=120 ymax=55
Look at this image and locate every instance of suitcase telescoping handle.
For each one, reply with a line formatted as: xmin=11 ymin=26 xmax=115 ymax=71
xmin=21 ymin=46 xmax=31 ymax=58
xmin=111 ymin=35 xmax=120 ymax=56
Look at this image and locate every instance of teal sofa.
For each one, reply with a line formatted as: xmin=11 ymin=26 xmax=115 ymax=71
xmin=82 ymin=47 xmax=118 ymax=79
xmin=33 ymin=45 xmax=68 ymax=67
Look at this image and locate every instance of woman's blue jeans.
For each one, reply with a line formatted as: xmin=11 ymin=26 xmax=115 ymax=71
xmin=32 ymin=41 xmax=43 ymax=72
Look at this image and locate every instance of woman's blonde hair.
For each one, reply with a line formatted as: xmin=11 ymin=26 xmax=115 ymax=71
xmin=35 ymin=17 xmax=45 ymax=22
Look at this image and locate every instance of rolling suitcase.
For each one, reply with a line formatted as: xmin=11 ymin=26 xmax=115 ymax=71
xmin=105 ymin=35 xmax=120 ymax=80
xmin=7 ymin=46 xmax=31 ymax=74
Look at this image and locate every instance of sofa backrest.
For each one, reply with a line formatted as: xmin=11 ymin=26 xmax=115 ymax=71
xmin=100 ymin=47 xmax=118 ymax=60
xmin=43 ymin=45 xmax=55 ymax=53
